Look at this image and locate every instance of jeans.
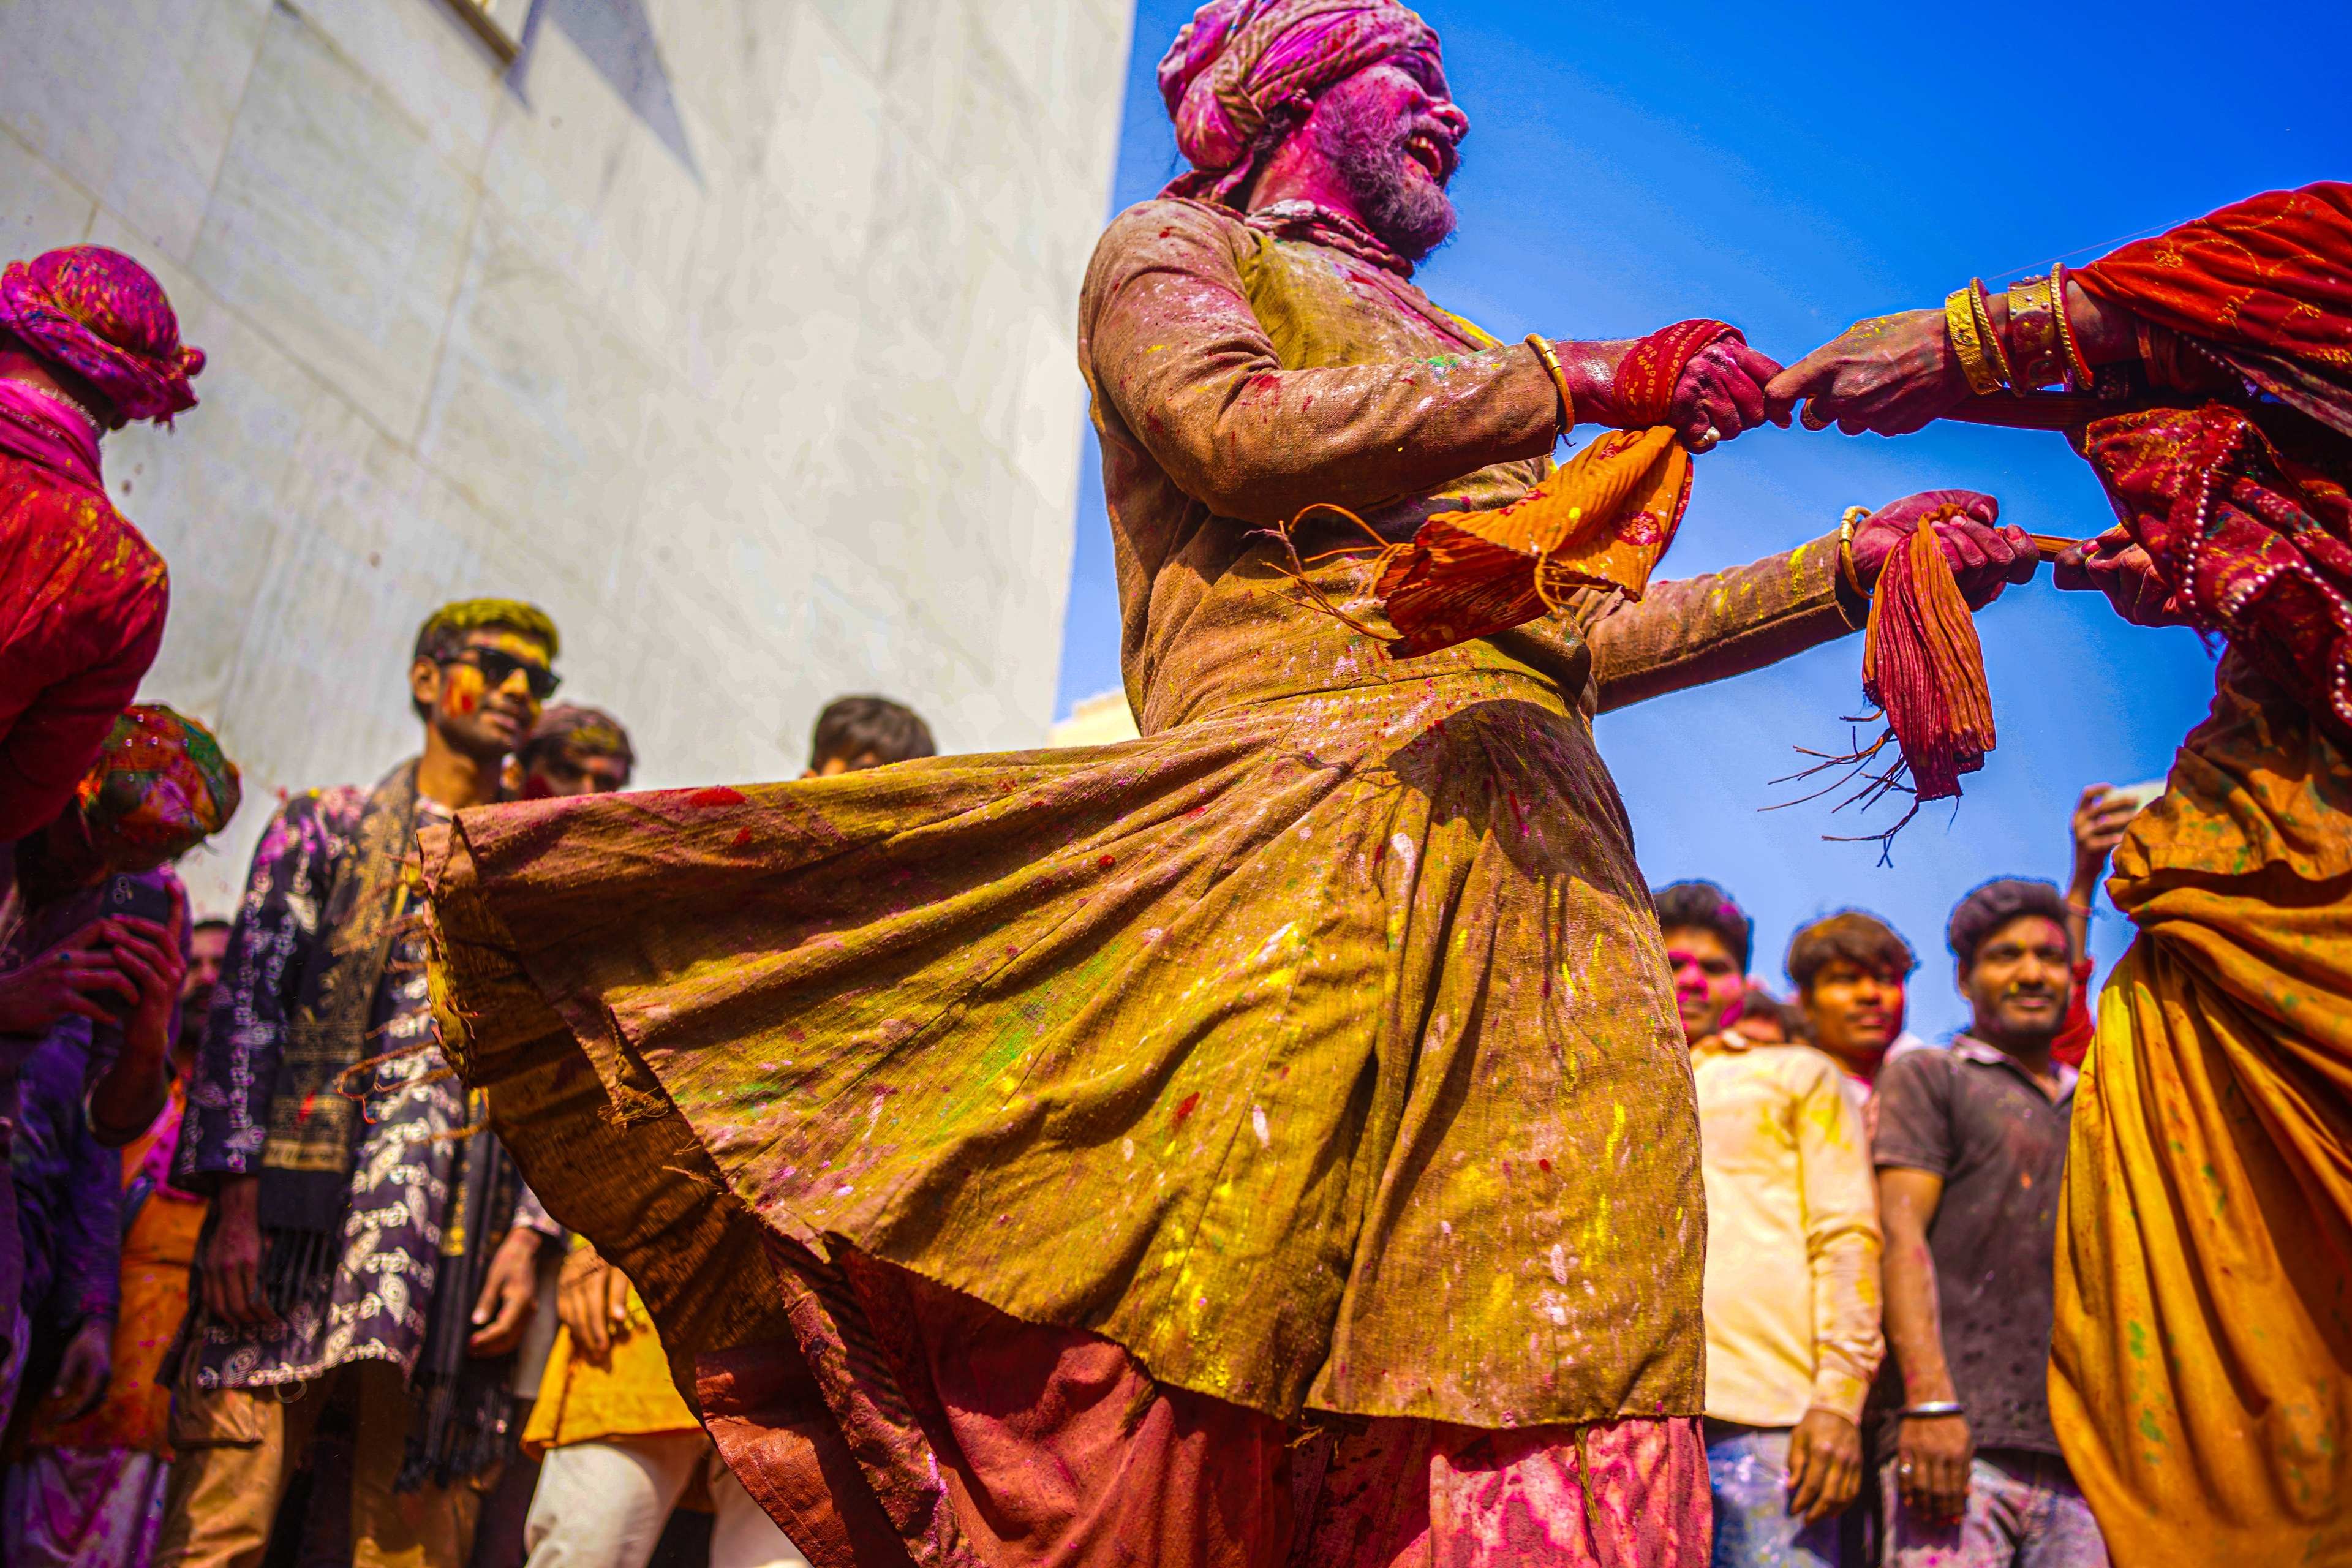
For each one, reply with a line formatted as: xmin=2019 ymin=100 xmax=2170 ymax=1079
xmin=1880 ymin=1447 xmax=2106 ymax=1567
xmin=1708 ymin=1423 xmax=1843 ymax=1567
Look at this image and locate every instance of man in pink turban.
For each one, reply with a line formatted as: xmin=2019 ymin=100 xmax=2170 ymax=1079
xmin=416 ymin=6 xmax=2036 ymax=1567
xmin=0 ymin=246 xmax=205 ymax=842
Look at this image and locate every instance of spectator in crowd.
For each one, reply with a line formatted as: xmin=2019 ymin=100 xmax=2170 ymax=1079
xmin=1873 ymin=880 xmax=2104 ymax=1566
xmin=0 ymin=707 xmax=233 ymax=1435
xmin=0 ymin=246 xmax=204 ymax=840
xmin=513 ymin=701 xmax=933 ymax=1568
xmin=1662 ymin=882 xmax=1881 ymax=1567
xmin=1732 ymin=987 xmax=1809 ymax=1046
xmin=160 ymin=601 xmax=568 ymax=1568
xmin=798 ymin=695 xmax=935 ymax=777
xmin=1788 ymin=911 xmax=1922 ymax=1109
xmin=505 ymin=705 xmax=635 ymax=800
xmin=4 ymin=899 xmax=216 ymax=1568
xmin=176 ymin=922 xmax=228 ymax=1071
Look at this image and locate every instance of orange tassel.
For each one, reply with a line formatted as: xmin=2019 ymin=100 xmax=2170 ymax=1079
xmin=1774 ymin=503 xmax=2000 ymax=860
xmin=1863 ymin=514 xmax=1995 ymax=800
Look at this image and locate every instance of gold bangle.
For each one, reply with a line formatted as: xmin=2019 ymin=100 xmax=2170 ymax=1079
xmin=1525 ymin=333 xmax=1575 ymax=435
xmin=1945 ymin=287 xmax=2003 ymax=396
xmin=2052 ymin=262 xmax=2095 ymax=391
xmin=1967 ymin=279 xmax=2015 ymax=391
xmin=2007 ymin=275 xmax=2063 ymax=391
xmin=1839 ymin=505 xmax=1872 ymax=597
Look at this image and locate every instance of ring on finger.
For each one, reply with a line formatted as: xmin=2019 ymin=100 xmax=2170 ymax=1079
xmin=1691 ymin=425 xmax=1721 ymax=453
xmin=1800 ymin=399 xmax=1833 ymax=431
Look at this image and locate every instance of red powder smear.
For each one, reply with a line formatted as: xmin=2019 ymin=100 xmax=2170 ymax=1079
xmin=298 ymin=1093 xmax=317 ymax=1123
xmin=731 ymin=827 xmax=753 ymax=848
xmin=1098 ymin=854 xmax=1115 ymax=869
xmin=1174 ymin=1091 xmax=1201 ymax=1125
xmin=689 ymin=786 xmax=745 ymax=807
xmin=1539 ymin=1159 xmax=1552 ymax=1173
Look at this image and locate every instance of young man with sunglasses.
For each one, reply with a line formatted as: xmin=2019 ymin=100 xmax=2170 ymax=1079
xmin=160 ymin=600 xmax=567 ymax=1568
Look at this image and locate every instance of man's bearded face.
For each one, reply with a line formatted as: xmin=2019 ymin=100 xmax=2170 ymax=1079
xmin=1308 ymin=59 xmax=1463 ymax=262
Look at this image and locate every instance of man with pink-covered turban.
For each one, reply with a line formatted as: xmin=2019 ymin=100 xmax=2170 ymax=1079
xmin=415 ymin=6 xmax=2041 ymax=1567
xmin=0 ymin=246 xmax=204 ymax=842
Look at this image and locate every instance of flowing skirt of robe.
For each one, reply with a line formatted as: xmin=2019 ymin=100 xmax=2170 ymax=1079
xmin=423 ymin=567 xmax=1708 ymax=1565
xmin=2050 ymin=654 xmax=2352 ymax=1566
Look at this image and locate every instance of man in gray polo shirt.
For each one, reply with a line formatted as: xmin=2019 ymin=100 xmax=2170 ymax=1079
xmin=1873 ymin=880 xmax=2109 ymax=1567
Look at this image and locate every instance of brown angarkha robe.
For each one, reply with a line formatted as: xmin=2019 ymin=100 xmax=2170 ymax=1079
xmin=423 ymin=197 xmax=1864 ymax=1561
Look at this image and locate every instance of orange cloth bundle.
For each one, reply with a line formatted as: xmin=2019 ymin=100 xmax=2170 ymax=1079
xmin=1346 ymin=319 xmax=1732 ymax=658
xmin=1374 ymin=423 xmax=1694 ymax=655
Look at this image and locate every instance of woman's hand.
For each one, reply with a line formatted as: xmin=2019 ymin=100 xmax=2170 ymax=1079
xmin=2053 ymin=527 xmax=2193 ymax=627
xmin=1768 ymin=309 xmax=1966 ymax=436
xmin=1852 ymin=490 xmax=2038 ymax=609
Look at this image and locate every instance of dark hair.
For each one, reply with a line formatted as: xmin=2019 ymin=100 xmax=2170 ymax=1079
xmin=516 ymin=703 xmax=635 ymax=777
xmin=1740 ymin=985 xmax=1813 ymax=1044
xmin=192 ymin=917 xmax=232 ymax=937
xmin=1946 ymin=878 xmax=2071 ymax=970
xmin=811 ymin=696 xmax=935 ymax=770
xmin=1787 ymin=910 xmax=1918 ymax=992
xmin=1651 ymin=880 xmax=1752 ymax=973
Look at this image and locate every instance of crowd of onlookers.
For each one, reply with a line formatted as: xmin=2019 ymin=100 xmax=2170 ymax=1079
xmin=1666 ymin=781 xmax=2148 ymax=1568
xmin=4 ymin=583 xmax=939 ymax=1568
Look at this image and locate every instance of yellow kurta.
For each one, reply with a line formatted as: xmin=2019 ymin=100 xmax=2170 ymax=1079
xmin=1691 ymin=1036 xmax=1881 ymax=1427
xmin=521 ymin=1243 xmax=699 ymax=1460
xmin=2051 ymin=652 xmax=2352 ymax=1564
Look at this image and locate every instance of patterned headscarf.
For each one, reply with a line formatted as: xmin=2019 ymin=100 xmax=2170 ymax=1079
xmin=1157 ymin=0 xmax=1443 ymax=204
xmin=74 ymin=704 xmax=241 ymax=864
xmin=0 ymin=247 xmax=204 ymax=425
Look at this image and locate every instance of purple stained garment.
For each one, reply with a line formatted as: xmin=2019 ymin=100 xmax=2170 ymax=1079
xmin=176 ymin=790 xmax=557 ymax=1392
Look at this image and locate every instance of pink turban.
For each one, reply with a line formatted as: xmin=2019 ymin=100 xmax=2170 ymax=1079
xmin=0 ymin=246 xmax=203 ymax=424
xmin=1157 ymin=0 xmax=1443 ymax=203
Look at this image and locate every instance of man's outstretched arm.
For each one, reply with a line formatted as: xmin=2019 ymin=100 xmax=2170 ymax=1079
xmin=1080 ymin=200 xmax=1565 ymax=526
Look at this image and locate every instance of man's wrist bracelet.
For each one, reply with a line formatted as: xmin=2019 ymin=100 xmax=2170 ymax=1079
xmin=1525 ymin=334 xmax=1575 ymax=437
xmin=1899 ymin=1401 xmax=1965 ymax=1419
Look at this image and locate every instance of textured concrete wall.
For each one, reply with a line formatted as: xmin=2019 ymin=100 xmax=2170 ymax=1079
xmin=0 ymin=0 xmax=1129 ymax=910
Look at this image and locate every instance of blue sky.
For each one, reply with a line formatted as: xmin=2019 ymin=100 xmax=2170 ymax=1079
xmin=1055 ymin=0 xmax=2351 ymax=1038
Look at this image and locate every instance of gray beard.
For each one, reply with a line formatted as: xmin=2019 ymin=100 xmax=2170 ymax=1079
xmin=1313 ymin=95 xmax=1457 ymax=262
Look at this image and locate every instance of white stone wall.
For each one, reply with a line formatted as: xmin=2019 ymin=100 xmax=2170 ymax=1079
xmin=0 ymin=0 xmax=1130 ymax=910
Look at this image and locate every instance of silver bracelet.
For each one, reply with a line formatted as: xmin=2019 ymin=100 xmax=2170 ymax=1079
xmin=1899 ymin=1400 xmax=1965 ymax=1419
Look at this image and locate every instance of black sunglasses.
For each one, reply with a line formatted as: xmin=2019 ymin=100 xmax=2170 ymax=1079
xmin=444 ymin=647 xmax=560 ymax=701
